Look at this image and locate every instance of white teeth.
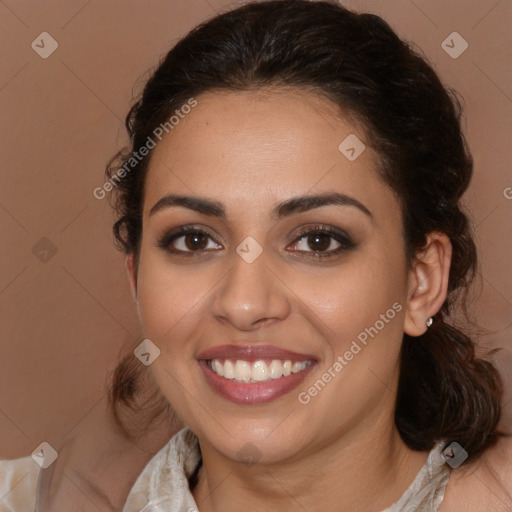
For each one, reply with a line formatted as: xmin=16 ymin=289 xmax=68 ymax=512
xmin=213 ymin=360 xmax=224 ymax=377
xmin=234 ymin=360 xmax=251 ymax=382
xmin=210 ymin=358 xmax=311 ymax=382
xmin=223 ymin=360 xmax=235 ymax=379
xmin=269 ymin=360 xmax=283 ymax=379
xmin=252 ymin=360 xmax=269 ymax=381
xmin=291 ymin=361 xmax=307 ymax=373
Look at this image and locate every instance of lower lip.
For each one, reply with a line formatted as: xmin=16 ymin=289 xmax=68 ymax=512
xmin=199 ymin=360 xmax=316 ymax=404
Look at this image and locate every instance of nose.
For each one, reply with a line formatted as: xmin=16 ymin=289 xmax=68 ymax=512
xmin=209 ymin=250 xmax=291 ymax=331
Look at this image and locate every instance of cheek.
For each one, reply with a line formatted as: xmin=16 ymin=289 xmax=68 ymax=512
xmin=301 ymin=257 xmax=404 ymax=315
xmin=293 ymin=256 xmax=407 ymax=416
xmin=136 ymin=253 xmax=208 ymax=352
xmin=135 ymin=256 xmax=207 ymax=406
xmin=293 ymin=250 xmax=407 ymax=354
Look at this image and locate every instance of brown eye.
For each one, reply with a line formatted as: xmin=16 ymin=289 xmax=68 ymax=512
xmin=184 ymin=232 xmax=209 ymax=250
xmin=158 ymin=228 xmax=222 ymax=254
xmin=288 ymin=225 xmax=355 ymax=258
xmin=306 ymin=233 xmax=332 ymax=252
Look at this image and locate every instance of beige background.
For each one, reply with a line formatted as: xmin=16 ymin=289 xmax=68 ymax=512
xmin=0 ymin=0 xmax=511 ymax=458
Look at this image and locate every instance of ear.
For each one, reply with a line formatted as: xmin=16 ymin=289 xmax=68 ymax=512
xmin=125 ymin=254 xmax=138 ymax=302
xmin=404 ymin=232 xmax=452 ymax=336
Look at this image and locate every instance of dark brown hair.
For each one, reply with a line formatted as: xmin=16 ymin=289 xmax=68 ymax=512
xmin=106 ymin=0 xmax=504 ymax=463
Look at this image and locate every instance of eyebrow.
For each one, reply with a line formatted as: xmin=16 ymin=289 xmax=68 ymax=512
xmin=149 ymin=191 xmax=372 ymax=220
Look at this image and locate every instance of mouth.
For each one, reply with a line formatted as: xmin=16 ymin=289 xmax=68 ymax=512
xmin=197 ymin=345 xmax=317 ymax=404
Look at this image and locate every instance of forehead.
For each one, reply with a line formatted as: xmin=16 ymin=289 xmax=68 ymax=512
xmin=143 ymin=88 xmax=396 ymax=219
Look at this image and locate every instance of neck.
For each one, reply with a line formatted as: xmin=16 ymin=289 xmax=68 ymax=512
xmin=192 ymin=405 xmax=429 ymax=512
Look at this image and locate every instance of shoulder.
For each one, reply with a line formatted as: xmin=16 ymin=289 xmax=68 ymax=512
xmin=441 ymin=435 xmax=512 ymax=511
xmin=0 ymin=456 xmax=40 ymax=511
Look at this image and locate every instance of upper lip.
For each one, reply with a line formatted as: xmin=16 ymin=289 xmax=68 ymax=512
xmin=197 ymin=344 xmax=317 ymax=362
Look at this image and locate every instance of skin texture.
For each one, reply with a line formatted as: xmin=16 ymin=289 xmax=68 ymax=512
xmin=38 ymin=391 xmax=180 ymax=511
xmin=124 ymin=88 xmax=454 ymax=512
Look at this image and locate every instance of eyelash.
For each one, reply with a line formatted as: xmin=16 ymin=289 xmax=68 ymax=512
xmin=156 ymin=224 xmax=355 ymax=259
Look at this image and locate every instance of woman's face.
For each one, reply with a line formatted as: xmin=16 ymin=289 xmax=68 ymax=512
xmin=131 ymin=89 xmax=413 ymax=463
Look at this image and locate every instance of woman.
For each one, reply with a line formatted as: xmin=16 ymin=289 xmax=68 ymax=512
xmin=109 ymin=0 xmax=512 ymax=510
xmin=1 ymin=0 xmax=511 ymax=510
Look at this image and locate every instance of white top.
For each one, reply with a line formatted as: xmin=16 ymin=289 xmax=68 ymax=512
xmin=0 ymin=455 xmax=39 ymax=511
xmin=0 ymin=428 xmax=450 ymax=511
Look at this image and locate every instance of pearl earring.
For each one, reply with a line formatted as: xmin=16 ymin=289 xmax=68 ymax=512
xmin=426 ymin=317 xmax=434 ymax=328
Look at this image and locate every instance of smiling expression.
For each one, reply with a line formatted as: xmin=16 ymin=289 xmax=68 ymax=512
xmin=129 ymin=88 xmax=413 ymax=463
